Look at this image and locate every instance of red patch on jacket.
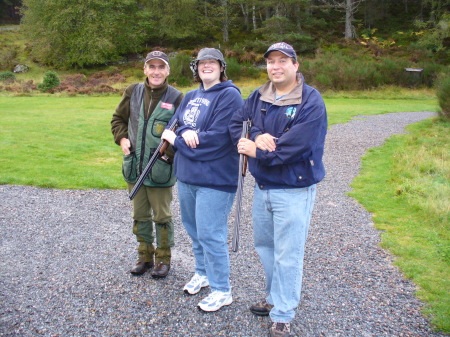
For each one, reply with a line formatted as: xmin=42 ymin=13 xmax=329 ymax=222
xmin=161 ymin=102 xmax=173 ymax=110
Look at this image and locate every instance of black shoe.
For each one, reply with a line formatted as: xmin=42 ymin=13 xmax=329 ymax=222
xmin=250 ymin=299 xmax=274 ymax=316
xmin=130 ymin=262 xmax=153 ymax=275
xmin=151 ymin=261 xmax=170 ymax=278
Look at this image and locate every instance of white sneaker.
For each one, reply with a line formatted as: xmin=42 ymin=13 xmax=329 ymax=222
xmin=183 ymin=273 xmax=209 ymax=295
xmin=198 ymin=290 xmax=233 ymax=312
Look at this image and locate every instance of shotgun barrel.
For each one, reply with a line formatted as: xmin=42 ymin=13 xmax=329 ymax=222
xmin=231 ymin=119 xmax=251 ymax=252
xmin=129 ymin=119 xmax=178 ymax=200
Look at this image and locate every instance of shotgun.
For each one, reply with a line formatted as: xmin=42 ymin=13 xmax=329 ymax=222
xmin=231 ymin=119 xmax=251 ymax=252
xmin=129 ymin=119 xmax=178 ymax=200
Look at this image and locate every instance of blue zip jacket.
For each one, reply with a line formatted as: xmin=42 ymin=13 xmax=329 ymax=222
xmin=169 ymin=80 xmax=244 ymax=192
xmin=229 ymin=74 xmax=327 ymax=189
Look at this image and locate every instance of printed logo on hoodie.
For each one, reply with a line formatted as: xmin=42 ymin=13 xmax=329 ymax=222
xmin=183 ymin=97 xmax=211 ymax=128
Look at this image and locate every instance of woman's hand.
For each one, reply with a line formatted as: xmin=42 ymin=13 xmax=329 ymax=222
xmin=181 ymin=130 xmax=199 ymax=148
xmin=237 ymin=138 xmax=257 ymax=158
xmin=161 ymin=130 xmax=177 ymax=146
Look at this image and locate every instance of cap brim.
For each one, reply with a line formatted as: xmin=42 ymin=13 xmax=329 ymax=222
xmin=195 ymin=55 xmax=220 ymax=61
xmin=264 ymin=49 xmax=295 ymax=59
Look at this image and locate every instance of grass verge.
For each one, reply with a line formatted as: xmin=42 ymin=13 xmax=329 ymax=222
xmin=348 ymin=118 xmax=449 ymax=333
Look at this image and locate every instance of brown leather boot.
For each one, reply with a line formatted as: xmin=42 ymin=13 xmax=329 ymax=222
xmin=152 ymin=222 xmax=172 ymax=279
xmin=130 ymin=261 xmax=153 ymax=275
xmin=151 ymin=261 xmax=170 ymax=278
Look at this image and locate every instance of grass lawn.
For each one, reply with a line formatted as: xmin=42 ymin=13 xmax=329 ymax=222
xmin=0 ymin=96 xmax=123 ymax=189
xmin=0 ymin=91 xmax=437 ymax=189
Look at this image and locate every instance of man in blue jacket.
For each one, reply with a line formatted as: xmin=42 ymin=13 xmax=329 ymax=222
xmin=229 ymin=42 xmax=327 ymax=337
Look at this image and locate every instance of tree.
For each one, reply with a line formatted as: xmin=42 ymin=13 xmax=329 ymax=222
xmin=421 ymin=0 xmax=449 ymax=23
xmin=21 ymin=0 xmax=145 ymax=68
xmin=318 ymin=0 xmax=366 ymax=38
xmin=251 ymin=0 xmax=319 ymax=53
xmin=140 ymin=0 xmax=214 ymax=48
xmin=222 ymin=0 xmax=229 ymax=42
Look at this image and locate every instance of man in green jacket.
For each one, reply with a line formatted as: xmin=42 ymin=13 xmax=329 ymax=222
xmin=111 ymin=51 xmax=183 ymax=278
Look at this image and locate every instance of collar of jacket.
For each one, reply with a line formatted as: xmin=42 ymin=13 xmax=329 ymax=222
xmin=144 ymin=77 xmax=169 ymax=97
xmin=258 ymin=73 xmax=304 ymax=106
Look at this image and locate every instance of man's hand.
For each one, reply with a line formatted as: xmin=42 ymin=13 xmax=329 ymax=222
xmin=255 ymin=133 xmax=277 ymax=152
xmin=161 ymin=130 xmax=177 ymax=146
xmin=120 ymin=138 xmax=131 ymax=155
xmin=238 ymin=138 xmax=257 ymax=158
xmin=181 ymin=130 xmax=199 ymax=148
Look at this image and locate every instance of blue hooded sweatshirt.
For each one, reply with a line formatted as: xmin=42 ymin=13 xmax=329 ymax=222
xmin=229 ymin=74 xmax=327 ymax=189
xmin=169 ymin=80 xmax=244 ymax=192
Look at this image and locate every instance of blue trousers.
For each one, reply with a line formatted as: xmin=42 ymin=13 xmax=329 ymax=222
xmin=253 ymin=184 xmax=317 ymax=323
xmin=178 ymin=181 xmax=235 ymax=292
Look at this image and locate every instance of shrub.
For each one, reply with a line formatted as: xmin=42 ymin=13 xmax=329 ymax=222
xmin=241 ymin=63 xmax=263 ymax=79
xmin=224 ymin=58 xmax=242 ymax=81
xmin=0 ymin=47 xmax=19 ymax=70
xmin=419 ymin=62 xmax=448 ymax=87
xmin=224 ymin=58 xmax=262 ymax=81
xmin=301 ymin=48 xmax=447 ymax=91
xmin=0 ymin=71 xmax=16 ymax=83
xmin=168 ymin=53 xmax=193 ymax=87
xmin=436 ymin=72 xmax=450 ymax=120
xmin=62 ymin=74 xmax=88 ymax=87
xmin=377 ymin=57 xmax=409 ymax=86
xmin=226 ymin=43 xmax=265 ymax=63
xmin=38 ymin=71 xmax=60 ymax=93
xmin=314 ymin=73 xmax=332 ymax=90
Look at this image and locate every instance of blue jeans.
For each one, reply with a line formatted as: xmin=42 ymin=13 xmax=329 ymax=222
xmin=178 ymin=181 xmax=235 ymax=292
xmin=252 ymin=184 xmax=317 ymax=323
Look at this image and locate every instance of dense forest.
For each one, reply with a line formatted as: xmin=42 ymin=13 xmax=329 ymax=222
xmin=0 ymin=0 xmax=448 ymax=98
xmin=1 ymin=0 xmax=448 ymax=68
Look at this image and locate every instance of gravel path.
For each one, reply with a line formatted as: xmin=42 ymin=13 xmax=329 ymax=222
xmin=1 ymin=110 xmax=445 ymax=337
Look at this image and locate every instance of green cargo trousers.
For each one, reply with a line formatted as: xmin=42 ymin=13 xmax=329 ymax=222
xmin=128 ymin=183 xmax=174 ymax=265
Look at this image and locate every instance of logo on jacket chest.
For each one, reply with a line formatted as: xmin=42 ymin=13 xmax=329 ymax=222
xmin=284 ymin=107 xmax=296 ymax=119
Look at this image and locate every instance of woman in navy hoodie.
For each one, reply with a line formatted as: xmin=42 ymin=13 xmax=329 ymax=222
xmin=162 ymin=48 xmax=244 ymax=312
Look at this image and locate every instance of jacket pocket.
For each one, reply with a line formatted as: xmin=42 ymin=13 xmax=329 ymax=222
xmin=122 ymin=152 xmax=137 ymax=183
xmin=149 ymin=157 xmax=175 ymax=185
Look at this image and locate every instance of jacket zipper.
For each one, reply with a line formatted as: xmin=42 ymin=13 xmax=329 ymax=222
xmin=139 ymin=90 xmax=153 ymax=173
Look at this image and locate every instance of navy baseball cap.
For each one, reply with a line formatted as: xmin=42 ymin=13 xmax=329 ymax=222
xmin=145 ymin=51 xmax=169 ymax=66
xmin=264 ymin=42 xmax=297 ymax=62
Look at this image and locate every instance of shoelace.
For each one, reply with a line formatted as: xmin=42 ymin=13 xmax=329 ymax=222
xmin=205 ymin=291 xmax=227 ymax=302
xmin=189 ymin=274 xmax=203 ymax=284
